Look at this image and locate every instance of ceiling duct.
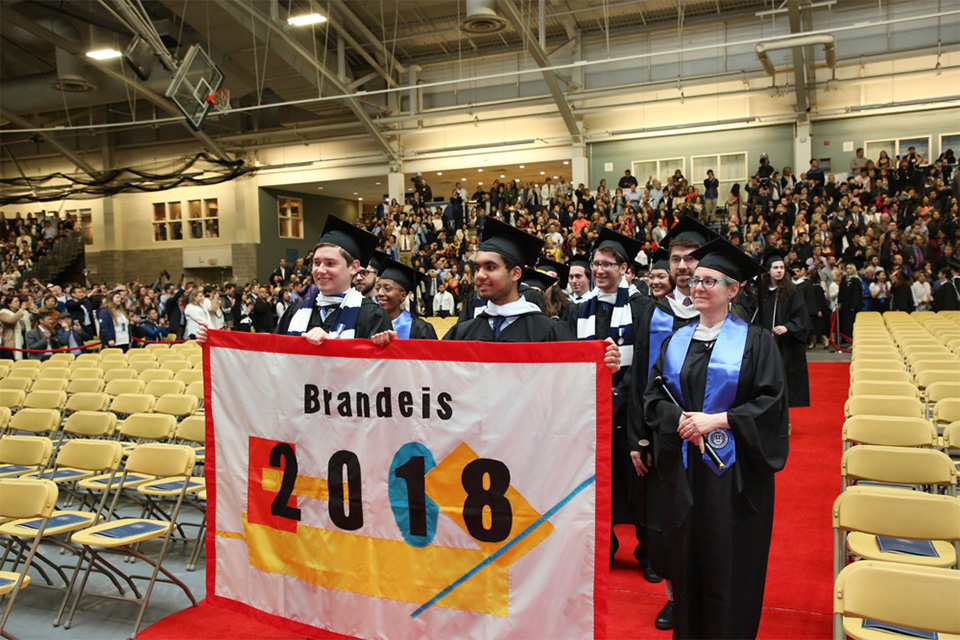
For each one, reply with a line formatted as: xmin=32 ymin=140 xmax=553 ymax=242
xmin=462 ymin=0 xmax=508 ymax=34
xmin=755 ymin=34 xmax=836 ymax=76
xmin=3 ymin=17 xmax=96 ymax=93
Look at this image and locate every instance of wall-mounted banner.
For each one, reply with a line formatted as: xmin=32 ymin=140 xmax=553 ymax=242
xmin=204 ymin=331 xmax=611 ymax=640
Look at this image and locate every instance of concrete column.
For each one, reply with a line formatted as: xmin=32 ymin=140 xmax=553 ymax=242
xmin=795 ymin=119 xmax=812 ymax=177
xmin=571 ymin=143 xmax=588 ymax=189
xmin=388 ymin=171 xmax=405 ymax=205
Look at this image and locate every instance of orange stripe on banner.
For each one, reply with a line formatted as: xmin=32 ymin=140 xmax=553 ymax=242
xmin=424 ymin=442 xmax=554 ymax=569
xmin=261 ymin=468 xmax=336 ymax=501
xmin=240 ymin=513 xmax=509 ymax=617
xmin=215 ymin=529 xmax=246 ymax=540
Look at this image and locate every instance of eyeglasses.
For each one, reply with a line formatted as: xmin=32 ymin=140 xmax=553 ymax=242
xmin=374 ymin=284 xmax=400 ymax=294
xmin=670 ymin=255 xmax=698 ymax=265
xmin=590 ymin=261 xmax=618 ymax=271
xmin=689 ymin=276 xmax=733 ymax=289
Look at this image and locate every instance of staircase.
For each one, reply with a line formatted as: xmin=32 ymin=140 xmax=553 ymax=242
xmin=19 ymin=231 xmax=85 ymax=286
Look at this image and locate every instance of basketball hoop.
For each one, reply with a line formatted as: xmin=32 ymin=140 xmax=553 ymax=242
xmin=205 ymin=88 xmax=230 ymax=112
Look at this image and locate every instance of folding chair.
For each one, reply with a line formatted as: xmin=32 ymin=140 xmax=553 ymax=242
xmin=99 ymin=347 xmax=125 ymax=358
xmin=833 ymin=561 xmax=960 ymax=640
xmin=64 ymin=392 xmax=111 ymax=415
xmin=128 ymin=360 xmax=158 ymax=375
xmin=842 ymin=416 xmax=938 ymax=452
xmin=9 ymin=361 xmax=39 ymax=374
xmin=174 ymin=369 xmax=202 ymax=386
xmin=143 ymin=380 xmax=185 ymax=399
xmin=0 ymin=361 xmax=11 ymax=376
xmin=0 ymin=378 xmax=32 ymax=393
xmin=840 ymin=444 xmax=957 ymax=495
xmin=5 ymin=409 xmax=61 ymax=440
xmin=98 ymin=360 xmax=129 ymax=374
xmin=76 ymin=414 xmax=176 ymax=493
xmin=934 ymin=398 xmax=960 ymax=429
xmin=833 ymin=487 xmax=960 ymax=586
xmin=139 ymin=369 xmax=172 ymax=384
xmin=158 ymin=360 xmax=190 ymax=375
xmin=127 ymin=352 xmax=156 ymax=364
xmin=36 ymin=367 xmax=69 ymax=381
xmin=0 ymin=408 xmax=10 ymax=437
xmin=153 ymin=394 xmax=198 ymax=421
xmin=62 ymin=444 xmax=199 ymax=637
xmin=927 ymin=381 xmax=960 ymax=405
xmin=0 ymin=436 xmax=53 ymax=479
xmin=70 ymin=354 xmax=100 ymax=368
xmin=0 ymin=478 xmax=58 ymax=638
xmin=66 ymin=378 xmax=105 ymax=395
xmin=104 ymin=378 xmax=145 ymax=397
xmin=848 ymin=381 xmax=919 ymax=400
xmin=108 ymin=394 xmax=155 ymax=420
xmin=68 ymin=367 xmax=103 ymax=381
xmin=942 ymin=421 xmax=960 ymax=456
xmin=844 ymin=395 xmax=924 ymax=420
xmin=155 ymin=353 xmax=183 ymax=366
xmin=47 ymin=353 xmax=74 ymax=365
xmin=915 ymin=369 xmax=958 ymax=392
xmin=103 ymin=369 xmax=136 ymax=383
xmin=32 ymin=378 xmax=69 ymax=393
xmin=144 ymin=343 xmax=170 ymax=354
xmin=23 ymin=390 xmax=66 ymax=412
xmin=185 ymin=354 xmax=202 ymax=368
xmin=184 ymin=382 xmax=204 ymax=411
xmin=0 ymin=390 xmax=25 ymax=413
xmin=851 ymin=348 xmax=901 ymax=362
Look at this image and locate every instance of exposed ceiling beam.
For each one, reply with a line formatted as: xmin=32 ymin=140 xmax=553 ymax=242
xmin=312 ymin=1 xmax=399 ymax=87
xmin=787 ymin=0 xmax=810 ymax=120
xmin=0 ymin=108 xmax=98 ymax=176
xmin=215 ymin=0 xmax=398 ymax=164
xmin=328 ymin=0 xmax=407 ymax=76
xmin=0 ymin=5 xmax=233 ymax=162
xmin=497 ymin=0 xmax=582 ymax=143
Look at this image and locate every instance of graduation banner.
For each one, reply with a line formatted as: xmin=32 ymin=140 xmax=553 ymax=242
xmin=203 ymin=330 xmax=611 ymax=640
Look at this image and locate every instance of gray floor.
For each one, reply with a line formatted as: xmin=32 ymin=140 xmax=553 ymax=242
xmin=1 ymin=494 xmax=207 ymax=640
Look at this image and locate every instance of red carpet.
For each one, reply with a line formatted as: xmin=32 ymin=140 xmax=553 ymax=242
xmin=140 ymin=363 xmax=846 ymax=640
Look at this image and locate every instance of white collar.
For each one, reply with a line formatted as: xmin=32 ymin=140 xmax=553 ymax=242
xmin=666 ymin=290 xmax=699 ymax=318
xmin=693 ymin=317 xmax=726 ymax=341
xmin=482 ymin=299 xmax=541 ymax=317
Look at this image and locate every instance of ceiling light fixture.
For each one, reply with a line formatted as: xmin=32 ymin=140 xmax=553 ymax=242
xmin=86 ymin=49 xmax=122 ymax=60
xmin=437 ymin=172 xmax=443 ymax=176
xmin=288 ymin=13 xmax=327 ymax=26
xmin=563 ymin=161 xmax=570 ymax=165
xmin=519 ymin=165 xmax=525 ymax=169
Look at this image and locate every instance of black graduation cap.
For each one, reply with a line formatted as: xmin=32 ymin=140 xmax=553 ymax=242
xmin=762 ymin=247 xmax=786 ymax=269
xmin=790 ymin=261 xmax=807 ymax=272
xmin=595 ymin=227 xmax=643 ymax=264
xmin=536 ymin=258 xmax=570 ymax=289
xmin=661 ymin=216 xmax=718 ymax=248
xmin=521 ymin=268 xmax=558 ymax=292
xmin=567 ymin=254 xmax=591 ymax=272
xmin=377 ymin=257 xmax=426 ymax=293
xmin=948 ymin=257 xmax=960 ymax=271
xmin=690 ymin=238 xmax=763 ymax=282
xmin=650 ymin=247 xmax=670 ymax=272
xmin=367 ymin=250 xmax=388 ymax=274
xmin=479 ymin=217 xmax=543 ymax=267
xmin=315 ymin=215 xmax=379 ymax=266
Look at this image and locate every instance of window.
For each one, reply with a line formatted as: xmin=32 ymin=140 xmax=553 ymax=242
xmin=64 ymin=208 xmax=93 ymax=245
xmin=153 ymin=201 xmax=183 ymax=242
xmin=278 ymin=196 xmax=303 ymax=239
xmin=690 ymin=152 xmax=748 ymax=202
xmin=632 ymin=158 xmax=686 ymax=190
xmin=939 ymin=133 xmax=959 ymax=159
xmin=865 ymin=136 xmax=932 ymax=167
xmin=187 ymin=198 xmax=219 ymax=239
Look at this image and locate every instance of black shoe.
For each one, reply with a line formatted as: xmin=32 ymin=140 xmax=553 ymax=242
xmin=643 ymin=564 xmax=663 ymax=584
xmin=654 ymin=601 xmax=674 ymax=630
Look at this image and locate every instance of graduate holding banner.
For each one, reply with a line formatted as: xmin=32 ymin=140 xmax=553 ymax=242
xmin=374 ymin=258 xmax=438 ymax=340
xmin=643 ymin=238 xmax=789 ymax=640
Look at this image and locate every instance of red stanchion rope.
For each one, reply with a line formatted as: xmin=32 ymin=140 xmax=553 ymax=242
xmin=828 ymin=311 xmax=852 ymax=353
xmin=131 ymin=336 xmax=191 ymax=344
xmin=0 ymin=342 xmax=102 ymax=354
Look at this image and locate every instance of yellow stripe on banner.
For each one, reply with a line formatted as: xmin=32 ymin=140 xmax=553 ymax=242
xmin=424 ymin=442 xmax=554 ymax=569
xmin=261 ymin=467 xmax=335 ymax=501
xmin=215 ymin=529 xmax=245 ymax=540
xmin=240 ymin=513 xmax=509 ymax=617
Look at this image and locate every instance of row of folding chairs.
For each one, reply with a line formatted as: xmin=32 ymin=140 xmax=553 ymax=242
xmin=0 ymin=441 xmax=204 ymax=638
xmin=0 ymin=369 xmax=203 ymax=394
xmin=0 ymin=379 xmax=204 ymax=413
xmin=0 ymin=355 xmax=203 ymax=380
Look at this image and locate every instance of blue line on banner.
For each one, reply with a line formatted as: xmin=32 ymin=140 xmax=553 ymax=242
xmin=410 ymin=474 xmax=597 ymax=619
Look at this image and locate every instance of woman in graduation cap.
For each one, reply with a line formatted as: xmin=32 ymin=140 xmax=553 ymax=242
xmin=753 ymin=249 xmax=810 ymax=408
xmin=642 ymin=238 xmax=789 ymax=640
xmin=374 ymin=258 xmax=438 ymax=340
xmin=647 ymin=247 xmax=674 ymax=301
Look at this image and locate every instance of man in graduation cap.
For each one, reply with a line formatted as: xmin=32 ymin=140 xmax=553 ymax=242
xmin=642 ymin=238 xmax=788 ymax=640
xmin=566 ymin=254 xmax=592 ymax=304
xmin=456 ymin=218 xmax=547 ymax=322
xmin=567 ymin=227 xmax=654 ymax=575
xmin=374 ymin=258 xmax=438 ymax=339
xmin=626 ymin=216 xmax=718 ymax=629
xmin=269 ymin=216 xmax=392 ymax=340
xmin=353 ymin=251 xmax=386 ymax=298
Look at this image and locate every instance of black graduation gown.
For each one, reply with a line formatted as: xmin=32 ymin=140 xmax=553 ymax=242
xmin=626 ymin=297 xmax=698 ymax=578
xmin=275 ymin=296 xmax=392 ymax=339
xmin=408 ymin=316 xmax=439 ymax=340
xmin=934 ymin=278 xmax=960 ymax=311
xmin=837 ymin=277 xmax=863 ymax=340
xmin=794 ymin=279 xmax=819 ymax=339
xmin=642 ymin=324 xmax=789 ymax=640
xmin=755 ymin=287 xmax=810 ymax=408
xmin=443 ymin=311 xmax=572 ymax=342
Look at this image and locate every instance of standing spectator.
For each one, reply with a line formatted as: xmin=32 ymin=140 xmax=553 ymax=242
xmin=57 ymin=315 xmax=90 ymax=356
xmin=137 ymin=307 xmax=169 ymax=343
xmin=1 ymin=294 xmax=32 ymax=361
xmin=837 ymin=263 xmax=863 ymax=344
xmin=849 ymin=148 xmax=868 ymax=177
xmin=25 ymin=311 xmax=59 ymax=360
xmin=432 ymin=283 xmax=454 ymax=318
xmin=911 ymin=270 xmax=934 ymax=311
xmin=98 ymin=288 xmax=131 ymax=352
xmin=250 ymin=285 xmax=275 ymax=334
xmin=702 ymin=170 xmax=719 ymax=222
xmin=272 ymin=258 xmax=291 ymax=284
xmin=618 ymin=168 xmax=638 ymax=191
xmin=184 ymin=289 xmax=211 ymax=340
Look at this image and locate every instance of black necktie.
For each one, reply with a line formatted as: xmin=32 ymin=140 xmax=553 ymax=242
xmin=491 ymin=316 xmax=506 ymax=338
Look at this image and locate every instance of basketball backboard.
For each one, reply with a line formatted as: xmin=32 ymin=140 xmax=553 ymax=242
xmin=165 ymin=44 xmax=224 ymax=131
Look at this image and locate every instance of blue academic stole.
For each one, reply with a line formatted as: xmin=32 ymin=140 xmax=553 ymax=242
xmin=647 ymin=305 xmax=675 ymax=374
xmin=393 ymin=310 xmax=413 ymax=339
xmin=662 ymin=314 xmax=747 ymax=476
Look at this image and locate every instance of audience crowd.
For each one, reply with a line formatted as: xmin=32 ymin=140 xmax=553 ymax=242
xmin=1 ymin=147 xmax=958 ymax=359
